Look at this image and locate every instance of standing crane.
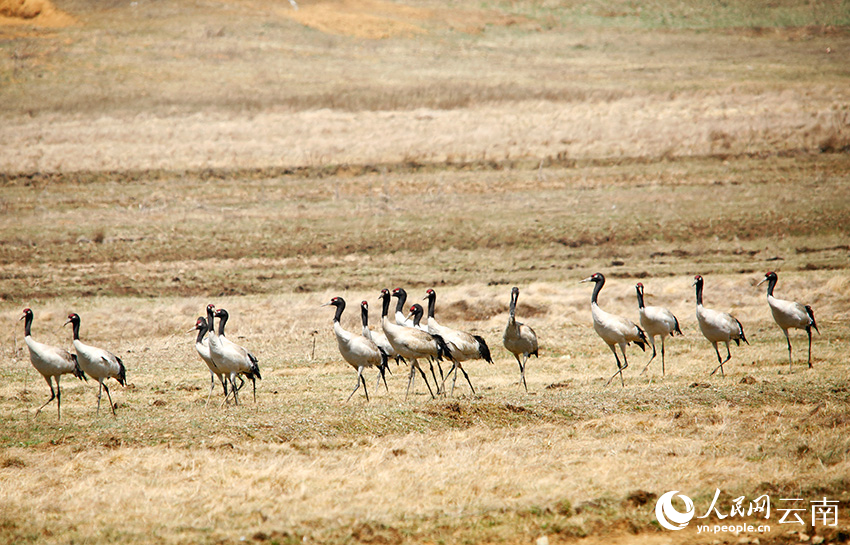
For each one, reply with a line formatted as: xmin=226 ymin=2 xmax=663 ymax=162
xmin=757 ymin=271 xmax=818 ymax=370
xmin=693 ymin=275 xmax=748 ymax=376
xmin=580 ymin=273 xmax=647 ymax=386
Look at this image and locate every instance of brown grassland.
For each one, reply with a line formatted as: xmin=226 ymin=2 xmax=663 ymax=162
xmin=1 ymin=0 xmax=850 ymax=544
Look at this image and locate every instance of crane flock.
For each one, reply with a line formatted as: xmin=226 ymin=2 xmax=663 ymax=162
xmin=16 ymin=271 xmax=822 ymax=416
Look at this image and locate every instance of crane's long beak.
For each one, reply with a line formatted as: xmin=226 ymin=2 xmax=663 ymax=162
xmin=63 ymin=319 xmax=72 ymax=327
xmin=187 ymin=326 xmax=200 ymax=334
xmin=580 ymin=277 xmax=593 ymax=283
xmin=405 ymin=311 xmax=414 ymax=321
xmin=756 ymin=277 xmax=767 ymax=286
xmin=320 ymin=302 xmax=331 ymax=307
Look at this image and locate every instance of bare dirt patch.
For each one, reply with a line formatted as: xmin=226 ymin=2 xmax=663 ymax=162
xmin=0 ymin=0 xmax=75 ymax=27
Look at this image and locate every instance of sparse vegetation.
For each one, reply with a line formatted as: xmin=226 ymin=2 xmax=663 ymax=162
xmin=1 ymin=0 xmax=849 ymax=544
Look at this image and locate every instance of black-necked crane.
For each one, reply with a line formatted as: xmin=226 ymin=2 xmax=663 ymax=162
xmin=503 ymin=287 xmax=538 ymax=392
xmin=407 ymin=303 xmax=448 ymax=391
xmin=211 ymin=307 xmax=261 ymax=405
xmin=635 ymin=282 xmax=683 ymax=377
xmin=322 ymin=297 xmax=388 ymax=402
xmin=379 ymin=288 xmax=450 ymax=400
xmin=580 ymin=273 xmax=647 ymax=387
xmin=190 ymin=316 xmax=229 ymax=405
xmin=63 ymin=313 xmax=126 ymax=415
xmin=361 ymin=300 xmax=403 ymax=367
xmin=392 ymin=288 xmax=417 ymax=328
xmin=422 ymin=288 xmax=493 ymax=396
xmin=757 ymin=271 xmax=818 ymax=370
xmin=693 ymin=275 xmax=748 ymax=377
xmin=207 ymin=304 xmax=262 ymax=405
xmin=21 ymin=308 xmax=86 ymax=419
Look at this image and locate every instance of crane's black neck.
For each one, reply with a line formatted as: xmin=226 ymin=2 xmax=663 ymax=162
xmin=695 ymin=278 xmax=704 ymax=306
xmin=23 ymin=312 xmax=33 ymax=337
xmin=360 ymin=303 xmax=368 ymax=328
xmin=590 ymin=277 xmax=605 ymax=305
xmin=70 ymin=317 xmax=81 ymax=340
xmin=380 ymin=291 xmax=391 ymax=318
xmin=206 ymin=306 xmax=216 ymax=334
xmin=635 ymin=285 xmax=646 ymax=309
xmin=509 ymin=289 xmax=518 ymax=319
xmin=394 ymin=289 xmax=407 ymax=315
xmin=425 ymin=291 xmax=436 ymax=319
xmin=196 ymin=319 xmax=209 ymax=344
xmin=764 ymin=275 xmax=777 ymax=297
xmin=410 ymin=304 xmax=424 ymax=327
xmin=217 ymin=310 xmax=229 ymax=336
xmin=332 ymin=299 xmax=345 ymax=323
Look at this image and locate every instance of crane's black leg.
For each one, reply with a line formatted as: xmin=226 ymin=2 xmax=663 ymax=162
xmin=346 ymin=366 xmax=365 ymax=402
xmin=514 ymin=354 xmax=525 ymax=391
xmin=103 ymin=383 xmax=116 ymax=416
xmin=640 ymin=337 xmax=657 ymax=376
xmin=35 ymin=376 xmax=56 ymax=418
xmin=56 ymin=376 xmax=62 ymax=420
xmin=806 ymin=327 xmax=813 ymax=369
xmin=458 ymin=365 xmax=476 ymax=395
xmin=784 ymin=329 xmax=793 ymax=371
xmin=417 ymin=366 xmax=435 ymax=399
xmin=710 ymin=342 xmax=727 ymax=377
xmin=605 ymin=345 xmax=625 ymax=387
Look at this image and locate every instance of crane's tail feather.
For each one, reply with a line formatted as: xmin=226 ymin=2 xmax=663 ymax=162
xmin=735 ymin=318 xmax=749 ymax=345
xmin=473 ymin=335 xmax=494 ymax=364
xmin=432 ymin=333 xmax=453 ymax=362
xmin=71 ymin=354 xmax=88 ymax=381
xmin=805 ymin=305 xmax=819 ymax=334
xmin=115 ymin=357 xmax=127 ymax=386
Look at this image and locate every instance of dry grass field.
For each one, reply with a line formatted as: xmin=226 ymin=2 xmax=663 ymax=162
xmin=1 ymin=0 xmax=850 ymax=544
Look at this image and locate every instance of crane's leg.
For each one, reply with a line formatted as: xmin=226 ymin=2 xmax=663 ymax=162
xmin=220 ymin=374 xmax=228 ymax=396
xmin=417 ymin=365 xmax=435 ymax=399
xmin=405 ymin=360 xmax=417 ymax=401
xmin=660 ymin=336 xmax=666 ymax=376
xmin=96 ymin=380 xmax=103 ymax=414
xmin=440 ymin=362 xmax=457 ymax=395
xmin=55 ymin=375 xmax=62 ymax=420
xmin=709 ymin=342 xmax=731 ymax=377
xmin=346 ymin=366 xmax=365 ymax=402
xmin=806 ymin=326 xmax=813 ymax=369
xmin=251 ymin=377 xmax=257 ymax=403
xmin=640 ymin=336 xmax=657 ymax=376
xmin=428 ymin=360 xmax=442 ymax=395
xmin=783 ymin=329 xmax=793 ymax=371
xmin=519 ymin=354 xmax=528 ymax=393
xmin=35 ymin=375 xmax=56 ymax=418
xmin=206 ymin=370 xmax=216 ymax=406
xmin=458 ymin=364 xmax=476 ymax=395
xmin=605 ymin=344 xmax=626 ymax=387
xmin=103 ymin=383 xmax=116 ymax=416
